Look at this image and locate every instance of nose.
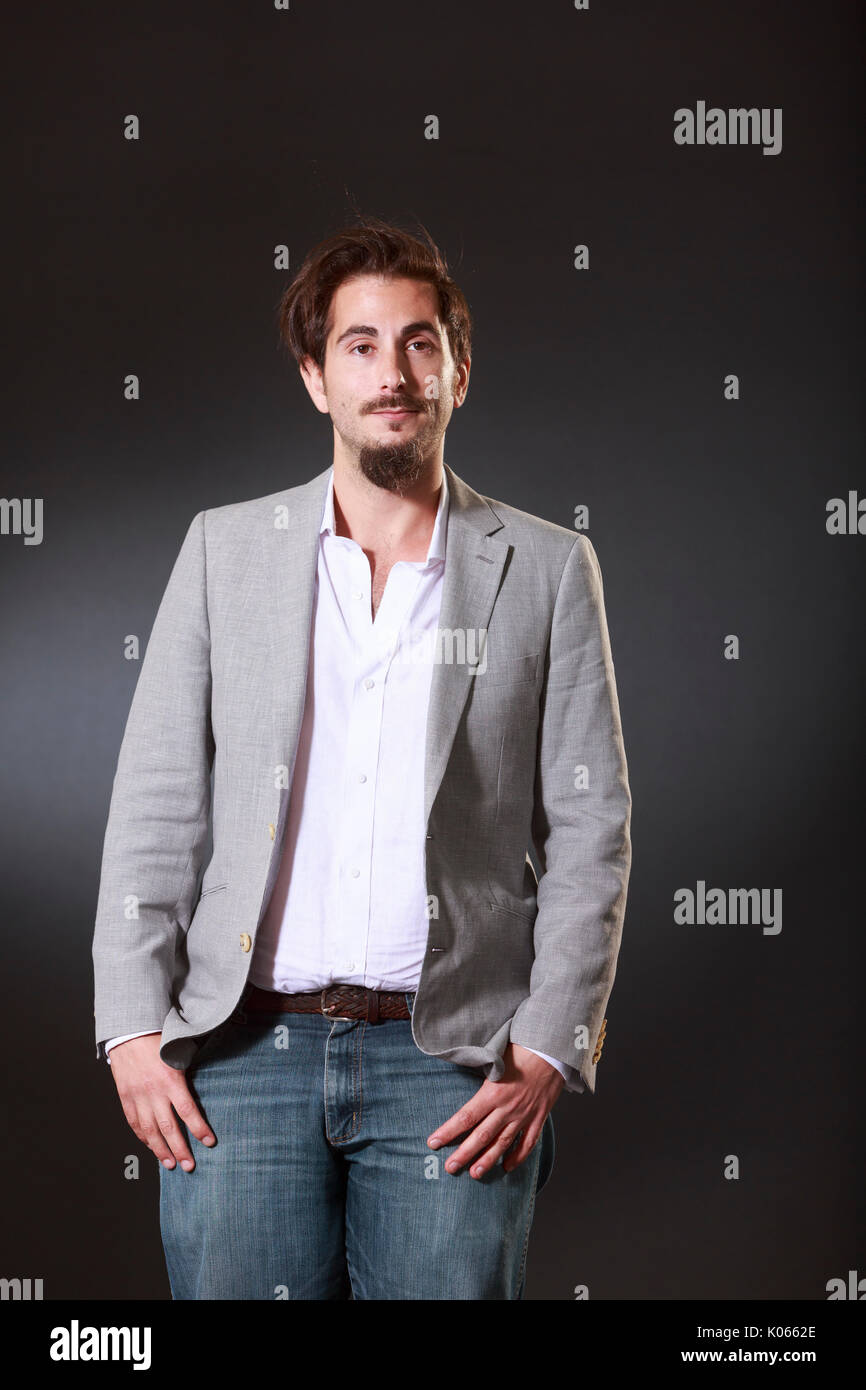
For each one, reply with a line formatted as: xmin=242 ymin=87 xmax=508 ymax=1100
xmin=379 ymin=359 xmax=407 ymax=392
xmin=376 ymin=340 xmax=415 ymax=393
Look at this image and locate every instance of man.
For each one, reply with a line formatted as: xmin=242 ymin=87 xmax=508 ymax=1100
xmin=92 ymin=215 xmax=632 ymax=1300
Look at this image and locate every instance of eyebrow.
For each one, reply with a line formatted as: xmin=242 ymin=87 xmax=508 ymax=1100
xmin=334 ymin=320 xmax=441 ymax=346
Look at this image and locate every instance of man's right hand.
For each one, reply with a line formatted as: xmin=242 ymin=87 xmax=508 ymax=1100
xmin=109 ymin=1034 xmax=216 ymax=1172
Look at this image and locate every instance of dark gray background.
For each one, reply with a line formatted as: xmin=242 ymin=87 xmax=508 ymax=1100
xmin=1 ymin=1 xmax=863 ymax=1299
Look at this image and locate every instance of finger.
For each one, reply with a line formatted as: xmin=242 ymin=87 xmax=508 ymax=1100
xmin=464 ymin=1120 xmax=524 ymax=1180
xmin=118 ymin=1096 xmax=172 ymax=1165
xmin=118 ymin=1099 xmax=153 ymax=1155
xmin=502 ymin=1122 xmax=542 ymax=1173
xmin=134 ymin=1104 xmax=187 ymax=1168
xmin=152 ymin=1105 xmax=197 ymax=1171
xmin=442 ymin=1110 xmax=515 ymax=1174
xmin=428 ymin=1096 xmax=493 ymax=1149
xmin=170 ymin=1083 xmax=217 ymax=1148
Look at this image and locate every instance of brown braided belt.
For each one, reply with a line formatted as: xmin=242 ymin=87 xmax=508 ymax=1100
xmin=239 ymin=982 xmax=411 ymax=1024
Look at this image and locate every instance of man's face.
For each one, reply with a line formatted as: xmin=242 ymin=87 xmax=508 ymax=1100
xmin=301 ymin=274 xmax=469 ymax=493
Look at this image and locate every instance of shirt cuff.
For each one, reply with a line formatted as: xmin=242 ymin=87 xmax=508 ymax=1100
xmin=519 ymin=1044 xmax=583 ymax=1091
xmin=103 ymin=1031 xmax=161 ymax=1064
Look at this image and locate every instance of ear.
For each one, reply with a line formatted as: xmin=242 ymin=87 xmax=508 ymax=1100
xmin=452 ymin=354 xmax=471 ymax=407
xmin=299 ymin=355 xmax=330 ymax=415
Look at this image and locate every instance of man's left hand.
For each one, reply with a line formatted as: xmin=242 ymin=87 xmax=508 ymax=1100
xmin=426 ymin=1042 xmax=564 ymax=1178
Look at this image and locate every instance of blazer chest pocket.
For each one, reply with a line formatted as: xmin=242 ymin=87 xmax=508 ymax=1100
xmin=199 ymin=881 xmax=228 ymax=899
xmin=470 ymin=652 xmax=541 ymax=689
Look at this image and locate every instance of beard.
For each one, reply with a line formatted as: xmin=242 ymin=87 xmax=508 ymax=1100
xmin=357 ymin=432 xmax=427 ymax=494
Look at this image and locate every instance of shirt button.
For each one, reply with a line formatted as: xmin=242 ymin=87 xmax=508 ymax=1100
xmin=346 ymin=961 xmax=356 ymax=972
xmin=358 ymin=773 xmax=367 ymax=783
xmin=268 ymin=823 xmax=275 ymax=840
xmin=350 ymin=868 xmax=360 ymax=879
xmin=239 ymin=933 xmax=252 ymax=952
xmin=364 ymin=678 xmax=374 ymax=689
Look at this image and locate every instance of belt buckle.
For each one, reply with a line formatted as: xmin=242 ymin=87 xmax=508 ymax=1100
xmin=321 ymin=986 xmax=354 ymax=1021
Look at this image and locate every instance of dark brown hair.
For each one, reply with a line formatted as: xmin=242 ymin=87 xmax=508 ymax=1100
xmin=276 ymin=214 xmax=472 ymax=373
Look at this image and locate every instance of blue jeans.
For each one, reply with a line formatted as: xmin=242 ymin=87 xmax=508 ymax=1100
xmin=159 ymin=988 xmax=555 ymax=1299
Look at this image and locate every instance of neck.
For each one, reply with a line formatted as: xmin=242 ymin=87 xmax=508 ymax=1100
xmin=331 ymin=459 xmax=443 ymax=558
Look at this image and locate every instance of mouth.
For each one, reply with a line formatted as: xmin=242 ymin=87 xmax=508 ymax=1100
xmin=372 ymin=408 xmax=419 ymax=418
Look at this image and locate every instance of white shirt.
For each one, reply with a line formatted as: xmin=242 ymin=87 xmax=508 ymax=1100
xmin=106 ymin=467 xmax=575 ymax=1089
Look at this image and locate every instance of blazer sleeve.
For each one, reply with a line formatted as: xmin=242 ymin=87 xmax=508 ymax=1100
xmin=92 ymin=510 xmax=214 ymax=1057
xmin=509 ymin=533 xmax=632 ymax=1092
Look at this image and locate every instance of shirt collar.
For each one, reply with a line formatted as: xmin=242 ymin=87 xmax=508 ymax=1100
xmin=319 ymin=465 xmax=449 ymax=564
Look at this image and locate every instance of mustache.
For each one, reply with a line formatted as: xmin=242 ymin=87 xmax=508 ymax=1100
xmin=365 ymin=399 xmax=426 ymax=413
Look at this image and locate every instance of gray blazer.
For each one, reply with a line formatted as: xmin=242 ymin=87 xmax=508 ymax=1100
xmin=92 ymin=462 xmax=632 ymax=1091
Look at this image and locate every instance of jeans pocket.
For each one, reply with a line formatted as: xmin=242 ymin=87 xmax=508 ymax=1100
xmin=189 ymin=1017 xmax=233 ymax=1068
xmin=536 ymin=1113 xmax=556 ymax=1194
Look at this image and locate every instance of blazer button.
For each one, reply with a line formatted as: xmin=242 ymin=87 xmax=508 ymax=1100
xmin=268 ymin=823 xmax=275 ymax=840
xmin=240 ymin=933 xmax=252 ymax=952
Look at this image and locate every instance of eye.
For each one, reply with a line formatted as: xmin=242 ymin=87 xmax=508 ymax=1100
xmin=349 ymin=339 xmax=434 ymax=356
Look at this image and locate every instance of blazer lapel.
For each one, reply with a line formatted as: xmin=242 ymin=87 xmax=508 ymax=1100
xmin=422 ymin=465 xmax=509 ymax=824
xmin=264 ymin=465 xmax=332 ymax=785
